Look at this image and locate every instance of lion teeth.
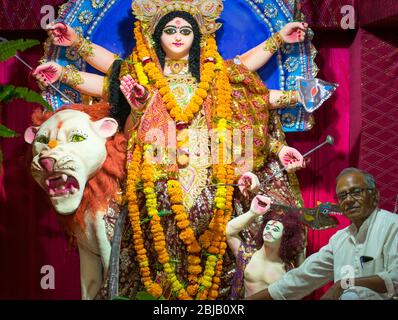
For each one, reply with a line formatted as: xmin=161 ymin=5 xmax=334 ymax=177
xmin=49 ymin=189 xmax=55 ymax=196
xmin=70 ymin=186 xmax=78 ymax=194
xmin=62 ymin=174 xmax=68 ymax=182
xmin=46 ymin=179 xmax=50 ymax=186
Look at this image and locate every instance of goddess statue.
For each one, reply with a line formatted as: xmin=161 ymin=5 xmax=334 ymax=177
xmin=32 ymin=0 xmax=325 ymax=299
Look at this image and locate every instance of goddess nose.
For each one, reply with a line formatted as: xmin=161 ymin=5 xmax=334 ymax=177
xmin=39 ymin=157 xmax=56 ymax=172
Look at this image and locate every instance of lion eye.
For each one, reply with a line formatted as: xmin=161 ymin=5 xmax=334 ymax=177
xmin=35 ymin=135 xmax=49 ymax=144
xmin=70 ymin=134 xmax=86 ymax=142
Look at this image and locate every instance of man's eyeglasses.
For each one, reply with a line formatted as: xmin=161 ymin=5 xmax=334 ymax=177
xmin=336 ymin=187 xmax=374 ymax=202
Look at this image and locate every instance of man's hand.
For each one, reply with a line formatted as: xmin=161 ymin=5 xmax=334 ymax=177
xmin=279 ymin=22 xmax=308 ymax=44
xmin=278 ymin=145 xmax=304 ymax=172
xmin=238 ymin=172 xmax=260 ymax=198
xmin=46 ymin=22 xmax=78 ymax=47
xmin=320 ymin=282 xmax=344 ymax=300
xmin=250 ymin=195 xmax=271 ymax=216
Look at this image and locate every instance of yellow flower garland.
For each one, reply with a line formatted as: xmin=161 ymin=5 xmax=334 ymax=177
xmin=126 ymin=144 xmax=163 ymax=298
xmin=167 ymin=179 xmax=202 ymax=296
xmin=142 ymin=145 xmax=191 ymax=300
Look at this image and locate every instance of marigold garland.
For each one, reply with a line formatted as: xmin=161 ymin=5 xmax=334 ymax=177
xmin=134 ymin=21 xmax=217 ymax=124
xmin=125 ymin=21 xmax=236 ymax=300
xmin=142 ymin=145 xmax=191 ymax=300
xmin=126 ymin=144 xmax=163 ymax=298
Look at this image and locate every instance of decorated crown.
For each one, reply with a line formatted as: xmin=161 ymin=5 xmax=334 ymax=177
xmin=131 ymin=0 xmax=223 ymax=36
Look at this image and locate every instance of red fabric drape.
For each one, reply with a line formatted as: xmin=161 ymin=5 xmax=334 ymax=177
xmin=0 ymin=33 xmax=80 ymax=299
xmin=290 ymin=31 xmax=355 ymax=298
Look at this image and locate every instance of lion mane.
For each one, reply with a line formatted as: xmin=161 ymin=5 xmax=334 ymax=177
xmin=31 ymin=103 xmax=127 ymax=235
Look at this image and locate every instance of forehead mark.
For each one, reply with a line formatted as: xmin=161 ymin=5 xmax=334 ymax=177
xmin=57 ymin=118 xmax=63 ymax=129
xmin=175 ymin=19 xmax=182 ymax=26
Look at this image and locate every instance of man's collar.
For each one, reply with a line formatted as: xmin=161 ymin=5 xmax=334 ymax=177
xmin=348 ymin=207 xmax=379 ymax=238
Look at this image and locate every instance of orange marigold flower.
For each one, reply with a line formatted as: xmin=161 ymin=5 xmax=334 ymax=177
xmin=177 ymin=220 xmax=190 ymax=229
xmin=208 ymin=246 xmax=219 ymax=254
xmin=187 ymin=284 xmax=199 ymax=296
xmin=148 ymin=283 xmax=163 ymax=298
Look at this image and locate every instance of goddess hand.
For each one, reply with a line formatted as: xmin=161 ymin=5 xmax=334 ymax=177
xmin=32 ymin=62 xmax=63 ymax=87
xmin=238 ymin=172 xmax=260 ymax=198
xmin=46 ymin=22 xmax=78 ymax=47
xmin=250 ymin=195 xmax=271 ymax=216
xmin=279 ymin=22 xmax=308 ymax=44
xmin=120 ymin=75 xmax=147 ymax=110
xmin=278 ymin=145 xmax=304 ymax=172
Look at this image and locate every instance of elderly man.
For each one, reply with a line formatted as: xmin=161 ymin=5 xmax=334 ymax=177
xmin=247 ymin=167 xmax=398 ymax=300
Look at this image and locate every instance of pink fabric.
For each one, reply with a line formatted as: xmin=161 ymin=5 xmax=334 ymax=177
xmin=0 ymin=0 xmax=65 ymax=30
xmin=359 ymin=0 xmax=398 ymax=27
xmin=357 ymin=29 xmax=398 ymax=213
xmin=289 ymin=32 xmax=354 ymax=298
xmin=300 ymin=0 xmax=356 ymax=30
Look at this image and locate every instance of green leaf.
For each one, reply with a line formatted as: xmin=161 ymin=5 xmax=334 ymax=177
xmin=111 ymin=296 xmax=130 ymax=300
xmin=140 ymin=210 xmax=173 ymax=224
xmin=0 ymin=85 xmax=14 ymax=102
xmin=0 ymin=124 xmax=19 ymax=138
xmin=158 ymin=210 xmax=172 ymax=217
xmin=0 ymin=39 xmax=40 ymax=62
xmin=0 ymin=85 xmax=53 ymax=111
xmin=135 ymin=291 xmax=159 ymax=300
xmin=13 ymin=87 xmax=53 ymax=111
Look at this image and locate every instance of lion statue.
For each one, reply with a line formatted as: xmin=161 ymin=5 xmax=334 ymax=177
xmin=24 ymin=103 xmax=126 ymax=299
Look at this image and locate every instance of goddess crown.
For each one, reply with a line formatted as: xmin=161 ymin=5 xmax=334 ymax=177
xmin=131 ymin=0 xmax=223 ymax=36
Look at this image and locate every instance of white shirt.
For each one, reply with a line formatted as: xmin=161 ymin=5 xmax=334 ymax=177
xmin=268 ymin=208 xmax=398 ymax=299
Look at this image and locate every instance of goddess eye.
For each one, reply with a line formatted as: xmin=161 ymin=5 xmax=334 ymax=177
xmin=70 ymin=134 xmax=86 ymax=142
xmin=180 ymin=28 xmax=192 ymax=36
xmin=35 ymin=135 xmax=49 ymax=144
xmin=163 ymin=27 xmax=176 ymax=35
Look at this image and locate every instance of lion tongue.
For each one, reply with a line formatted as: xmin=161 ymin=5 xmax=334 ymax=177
xmin=48 ymin=176 xmax=65 ymax=189
xmin=47 ymin=175 xmax=79 ymax=196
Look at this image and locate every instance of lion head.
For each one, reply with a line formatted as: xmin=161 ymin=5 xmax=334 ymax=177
xmin=24 ymin=103 xmax=126 ymax=228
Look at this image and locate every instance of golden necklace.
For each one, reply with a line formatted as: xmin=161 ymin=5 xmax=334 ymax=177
xmin=165 ymin=59 xmax=188 ymax=74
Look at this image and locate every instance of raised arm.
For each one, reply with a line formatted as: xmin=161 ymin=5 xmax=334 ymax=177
xmin=269 ymin=89 xmax=301 ymax=109
xmin=47 ymin=22 xmax=117 ymax=73
xmin=226 ymin=195 xmax=271 ymax=256
xmin=33 ymin=62 xmax=105 ymax=97
xmin=239 ymin=22 xmax=308 ymax=72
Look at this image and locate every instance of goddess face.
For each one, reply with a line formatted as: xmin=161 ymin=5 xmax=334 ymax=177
xmin=160 ymin=17 xmax=194 ymax=60
xmin=262 ymin=220 xmax=284 ymax=244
